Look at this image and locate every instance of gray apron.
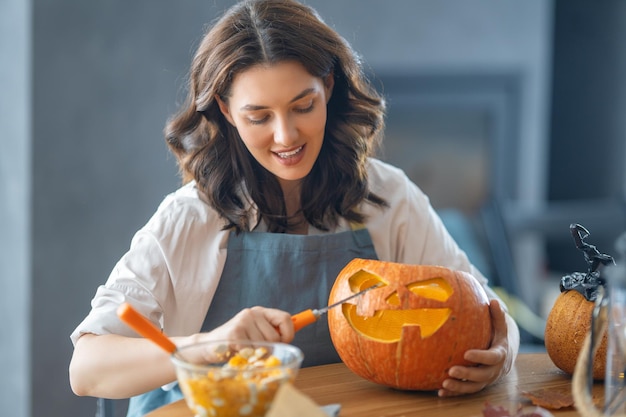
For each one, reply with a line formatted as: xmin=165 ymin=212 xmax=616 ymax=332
xmin=126 ymin=227 xmax=377 ymax=416
xmin=203 ymin=226 xmax=378 ymax=367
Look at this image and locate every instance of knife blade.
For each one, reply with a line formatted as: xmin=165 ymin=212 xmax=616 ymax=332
xmin=291 ymin=283 xmax=382 ymax=332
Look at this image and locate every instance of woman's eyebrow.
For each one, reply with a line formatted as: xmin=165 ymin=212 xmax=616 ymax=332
xmin=240 ymin=87 xmax=316 ymax=111
xmin=290 ymin=87 xmax=316 ymax=103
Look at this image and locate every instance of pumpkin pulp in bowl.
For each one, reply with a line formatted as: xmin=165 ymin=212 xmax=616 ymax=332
xmin=171 ymin=340 xmax=304 ymax=417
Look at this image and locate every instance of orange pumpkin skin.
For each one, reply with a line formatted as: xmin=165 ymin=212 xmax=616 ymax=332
xmin=328 ymin=259 xmax=493 ymax=391
xmin=544 ymin=290 xmax=607 ymax=380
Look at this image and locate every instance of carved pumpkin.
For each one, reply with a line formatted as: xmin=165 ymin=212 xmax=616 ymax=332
xmin=544 ymin=289 xmax=607 ymax=380
xmin=327 ymin=258 xmax=493 ymax=391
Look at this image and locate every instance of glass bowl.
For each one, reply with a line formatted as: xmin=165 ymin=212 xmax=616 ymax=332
xmin=171 ymin=340 xmax=304 ymax=417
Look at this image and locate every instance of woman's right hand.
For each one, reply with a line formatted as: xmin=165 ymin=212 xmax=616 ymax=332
xmin=196 ymin=306 xmax=295 ymax=344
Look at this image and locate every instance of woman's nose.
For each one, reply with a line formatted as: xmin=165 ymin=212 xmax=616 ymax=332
xmin=273 ymin=116 xmax=298 ymax=146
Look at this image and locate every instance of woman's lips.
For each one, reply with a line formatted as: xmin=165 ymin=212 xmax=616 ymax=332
xmin=275 ymin=145 xmax=304 ymax=159
xmin=273 ymin=145 xmax=305 ymax=166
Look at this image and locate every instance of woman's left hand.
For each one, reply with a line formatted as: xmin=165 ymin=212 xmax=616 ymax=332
xmin=438 ymin=299 xmax=516 ymax=397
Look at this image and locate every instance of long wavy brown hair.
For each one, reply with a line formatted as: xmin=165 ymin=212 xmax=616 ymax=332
xmin=165 ymin=0 xmax=387 ymax=233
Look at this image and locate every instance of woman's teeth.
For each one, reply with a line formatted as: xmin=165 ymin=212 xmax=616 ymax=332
xmin=277 ymin=146 xmax=303 ymax=158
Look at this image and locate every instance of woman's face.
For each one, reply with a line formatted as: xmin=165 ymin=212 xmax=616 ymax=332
xmin=216 ymin=61 xmax=334 ymax=189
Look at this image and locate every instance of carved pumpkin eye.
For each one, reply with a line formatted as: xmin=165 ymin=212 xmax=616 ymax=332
xmin=343 ymin=276 xmax=453 ymax=342
xmin=328 ymin=259 xmax=492 ymax=391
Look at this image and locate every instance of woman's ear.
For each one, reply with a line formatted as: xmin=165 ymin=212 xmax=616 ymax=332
xmin=324 ymin=72 xmax=335 ymax=103
xmin=215 ymin=95 xmax=236 ymax=126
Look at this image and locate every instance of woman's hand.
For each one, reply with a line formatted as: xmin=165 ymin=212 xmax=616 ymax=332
xmin=197 ymin=306 xmax=295 ymax=344
xmin=438 ymin=299 xmax=519 ymax=397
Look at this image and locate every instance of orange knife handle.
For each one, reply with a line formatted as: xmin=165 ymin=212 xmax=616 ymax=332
xmin=117 ymin=302 xmax=177 ymax=354
xmin=291 ymin=309 xmax=319 ymax=332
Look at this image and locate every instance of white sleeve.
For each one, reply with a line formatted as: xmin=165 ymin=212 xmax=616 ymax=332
xmin=70 ymin=187 xmax=230 ymax=345
xmin=69 ymin=231 xmax=171 ymax=345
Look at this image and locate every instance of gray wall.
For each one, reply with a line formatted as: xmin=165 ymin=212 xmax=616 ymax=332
xmin=1 ymin=0 xmax=31 ymax=416
xmin=1 ymin=1 xmax=553 ymax=416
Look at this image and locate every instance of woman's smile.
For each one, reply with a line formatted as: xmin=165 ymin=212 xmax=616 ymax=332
xmin=274 ymin=145 xmax=306 ymax=165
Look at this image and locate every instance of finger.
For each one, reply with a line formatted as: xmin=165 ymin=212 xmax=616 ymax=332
xmin=438 ymin=377 xmax=487 ymax=397
xmin=448 ymin=364 xmax=499 ymax=385
xmin=463 ymin=300 xmax=508 ymax=364
xmin=274 ymin=320 xmax=295 ymax=343
xmin=488 ymin=299 xmax=508 ymax=345
xmin=255 ymin=315 xmax=289 ymax=342
xmin=250 ymin=307 xmax=295 ymax=342
xmin=464 ymin=347 xmax=504 ymax=366
xmin=214 ymin=308 xmax=273 ymax=341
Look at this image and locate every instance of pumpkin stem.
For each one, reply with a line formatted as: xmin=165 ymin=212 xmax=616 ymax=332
xmin=559 ymin=224 xmax=615 ymax=301
xmin=571 ymin=223 xmax=616 ymax=277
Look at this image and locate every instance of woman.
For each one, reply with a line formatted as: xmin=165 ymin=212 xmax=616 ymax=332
xmin=69 ymin=0 xmax=520 ymax=415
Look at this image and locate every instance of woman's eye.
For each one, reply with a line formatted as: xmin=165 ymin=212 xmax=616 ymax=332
xmin=248 ymin=115 xmax=269 ymax=125
xmin=294 ymin=102 xmax=314 ymax=114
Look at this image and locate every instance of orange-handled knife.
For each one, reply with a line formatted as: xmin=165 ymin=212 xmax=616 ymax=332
xmin=291 ymin=283 xmax=381 ymax=332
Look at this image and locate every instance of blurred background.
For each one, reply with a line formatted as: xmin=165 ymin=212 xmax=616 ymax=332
xmin=2 ymin=0 xmax=626 ymax=416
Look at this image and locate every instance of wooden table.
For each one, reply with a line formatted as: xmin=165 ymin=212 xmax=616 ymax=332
xmin=146 ymin=353 xmax=603 ymax=416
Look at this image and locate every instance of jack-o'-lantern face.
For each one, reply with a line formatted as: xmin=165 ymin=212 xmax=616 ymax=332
xmin=342 ymin=270 xmax=453 ymax=342
xmin=327 ymin=258 xmax=492 ymax=391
